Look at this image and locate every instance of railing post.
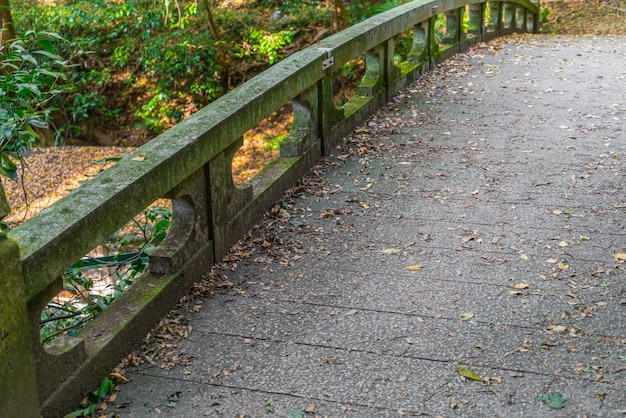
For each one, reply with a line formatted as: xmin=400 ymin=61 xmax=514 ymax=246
xmin=494 ymin=2 xmax=503 ymax=34
xmin=0 ymin=232 xmax=41 ymax=417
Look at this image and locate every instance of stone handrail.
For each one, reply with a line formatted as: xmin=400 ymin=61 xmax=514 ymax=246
xmin=0 ymin=1 xmax=537 ymax=416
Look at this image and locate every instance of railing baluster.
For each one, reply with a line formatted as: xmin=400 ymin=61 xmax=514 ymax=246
xmin=0 ymin=235 xmax=40 ymax=418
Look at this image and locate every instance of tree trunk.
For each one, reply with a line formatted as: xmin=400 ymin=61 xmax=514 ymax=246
xmin=0 ymin=0 xmax=15 ymax=44
xmin=199 ymin=0 xmax=229 ymax=91
xmin=329 ymin=0 xmax=348 ymax=33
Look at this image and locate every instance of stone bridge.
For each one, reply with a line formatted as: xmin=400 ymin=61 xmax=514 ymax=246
xmin=6 ymin=1 xmax=625 ymax=416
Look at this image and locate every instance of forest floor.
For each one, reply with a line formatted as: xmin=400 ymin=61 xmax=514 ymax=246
xmin=2 ymin=0 xmax=625 ymax=224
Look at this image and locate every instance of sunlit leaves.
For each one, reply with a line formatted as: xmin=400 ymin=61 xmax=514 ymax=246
xmin=0 ymin=31 xmax=72 ymax=182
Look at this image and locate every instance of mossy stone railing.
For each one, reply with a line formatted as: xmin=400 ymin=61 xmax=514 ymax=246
xmin=0 ymin=1 xmax=537 ymax=416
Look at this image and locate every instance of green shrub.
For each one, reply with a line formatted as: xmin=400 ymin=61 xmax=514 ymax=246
xmin=0 ymin=30 xmax=72 ymax=180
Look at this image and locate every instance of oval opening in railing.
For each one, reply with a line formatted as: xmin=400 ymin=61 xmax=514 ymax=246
xmin=39 ymin=201 xmax=171 ymax=346
xmin=333 ymin=55 xmax=367 ymax=110
xmin=233 ymin=103 xmax=294 ymax=186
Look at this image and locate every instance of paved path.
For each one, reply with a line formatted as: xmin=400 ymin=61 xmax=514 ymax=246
xmin=112 ymin=35 xmax=626 ymax=417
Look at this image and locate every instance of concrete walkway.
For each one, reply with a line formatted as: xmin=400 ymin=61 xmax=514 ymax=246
xmin=112 ymin=35 xmax=626 ymax=417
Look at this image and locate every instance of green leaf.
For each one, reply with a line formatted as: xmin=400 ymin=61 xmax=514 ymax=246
xmin=40 ymin=31 xmax=68 ymax=42
xmin=38 ymin=39 xmax=55 ymax=54
xmin=0 ymin=166 xmax=17 ymax=181
xmin=455 ymin=365 xmax=482 ymax=381
xmin=0 ymin=153 xmax=18 ymax=181
xmin=32 ymin=49 xmax=63 ymax=61
xmin=460 ymin=311 xmax=475 ymax=320
xmin=290 ymin=411 xmax=305 ymax=418
xmin=20 ymin=53 xmax=38 ymax=66
xmin=92 ymin=376 xmax=114 ymax=400
xmin=537 ymin=393 xmax=566 ymax=409
xmin=63 ymin=402 xmax=96 ymax=418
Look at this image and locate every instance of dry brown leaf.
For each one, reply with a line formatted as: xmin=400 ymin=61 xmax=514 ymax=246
xmin=546 ymin=324 xmax=567 ymax=334
xmin=513 ymin=283 xmax=530 ymax=289
xmin=108 ymin=372 xmax=131 ymax=383
xmin=406 ymin=265 xmax=423 ymax=271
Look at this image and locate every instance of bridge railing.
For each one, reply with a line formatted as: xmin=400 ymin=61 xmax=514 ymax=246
xmin=0 ymin=1 xmax=537 ymax=416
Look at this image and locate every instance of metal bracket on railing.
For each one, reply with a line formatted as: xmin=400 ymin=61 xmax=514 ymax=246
xmin=322 ymin=56 xmax=334 ymax=71
xmin=319 ymin=48 xmax=335 ymax=71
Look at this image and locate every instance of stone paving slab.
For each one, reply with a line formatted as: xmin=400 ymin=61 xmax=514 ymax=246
xmin=111 ymin=35 xmax=626 ymax=417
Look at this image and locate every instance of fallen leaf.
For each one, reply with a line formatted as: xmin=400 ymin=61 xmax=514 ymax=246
xmin=537 ymin=393 xmax=566 ymax=409
xmin=520 ymin=254 xmax=529 ymax=261
xmin=379 ymin=248 xmax=401 ymax=254
xmin=545 ymin=324 xmax=567 ymax=334
xmin=460 ymin=311 xmax=474 ymax=320
xmin=416 ymin=316 xmax=425 ymax=323
xmin=614 ymin=254 xmax=626 ymax=260
xmin=108 ymin=372 xmax=130 ymax=383
xmin=455 ymin=365 xmax=481 ymax=381
xmin=132 ymin=154 xmax=146 ymax=162
xmin=558 ymin=262 xmax=569 ymax=270
xmin=406 ymin=265 xmax=423 ymax=271
xmin=304 ymin=404 xmax=315 ymax=413
xmin=615 ymin=365 xmax=626 ymax=373
xmin=513 ymin=283 xmax=530 ymax=289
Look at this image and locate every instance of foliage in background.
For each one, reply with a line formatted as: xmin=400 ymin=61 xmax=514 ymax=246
xmin=7 ymin=0 xmax=412 ymax=143
xmin=0 ymin=30 xmax=72 ymax=180
xmin=40 ymin=206 xmax=170 ymax=345
xmin=9 ymin=0 xmax=332 ymax=140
